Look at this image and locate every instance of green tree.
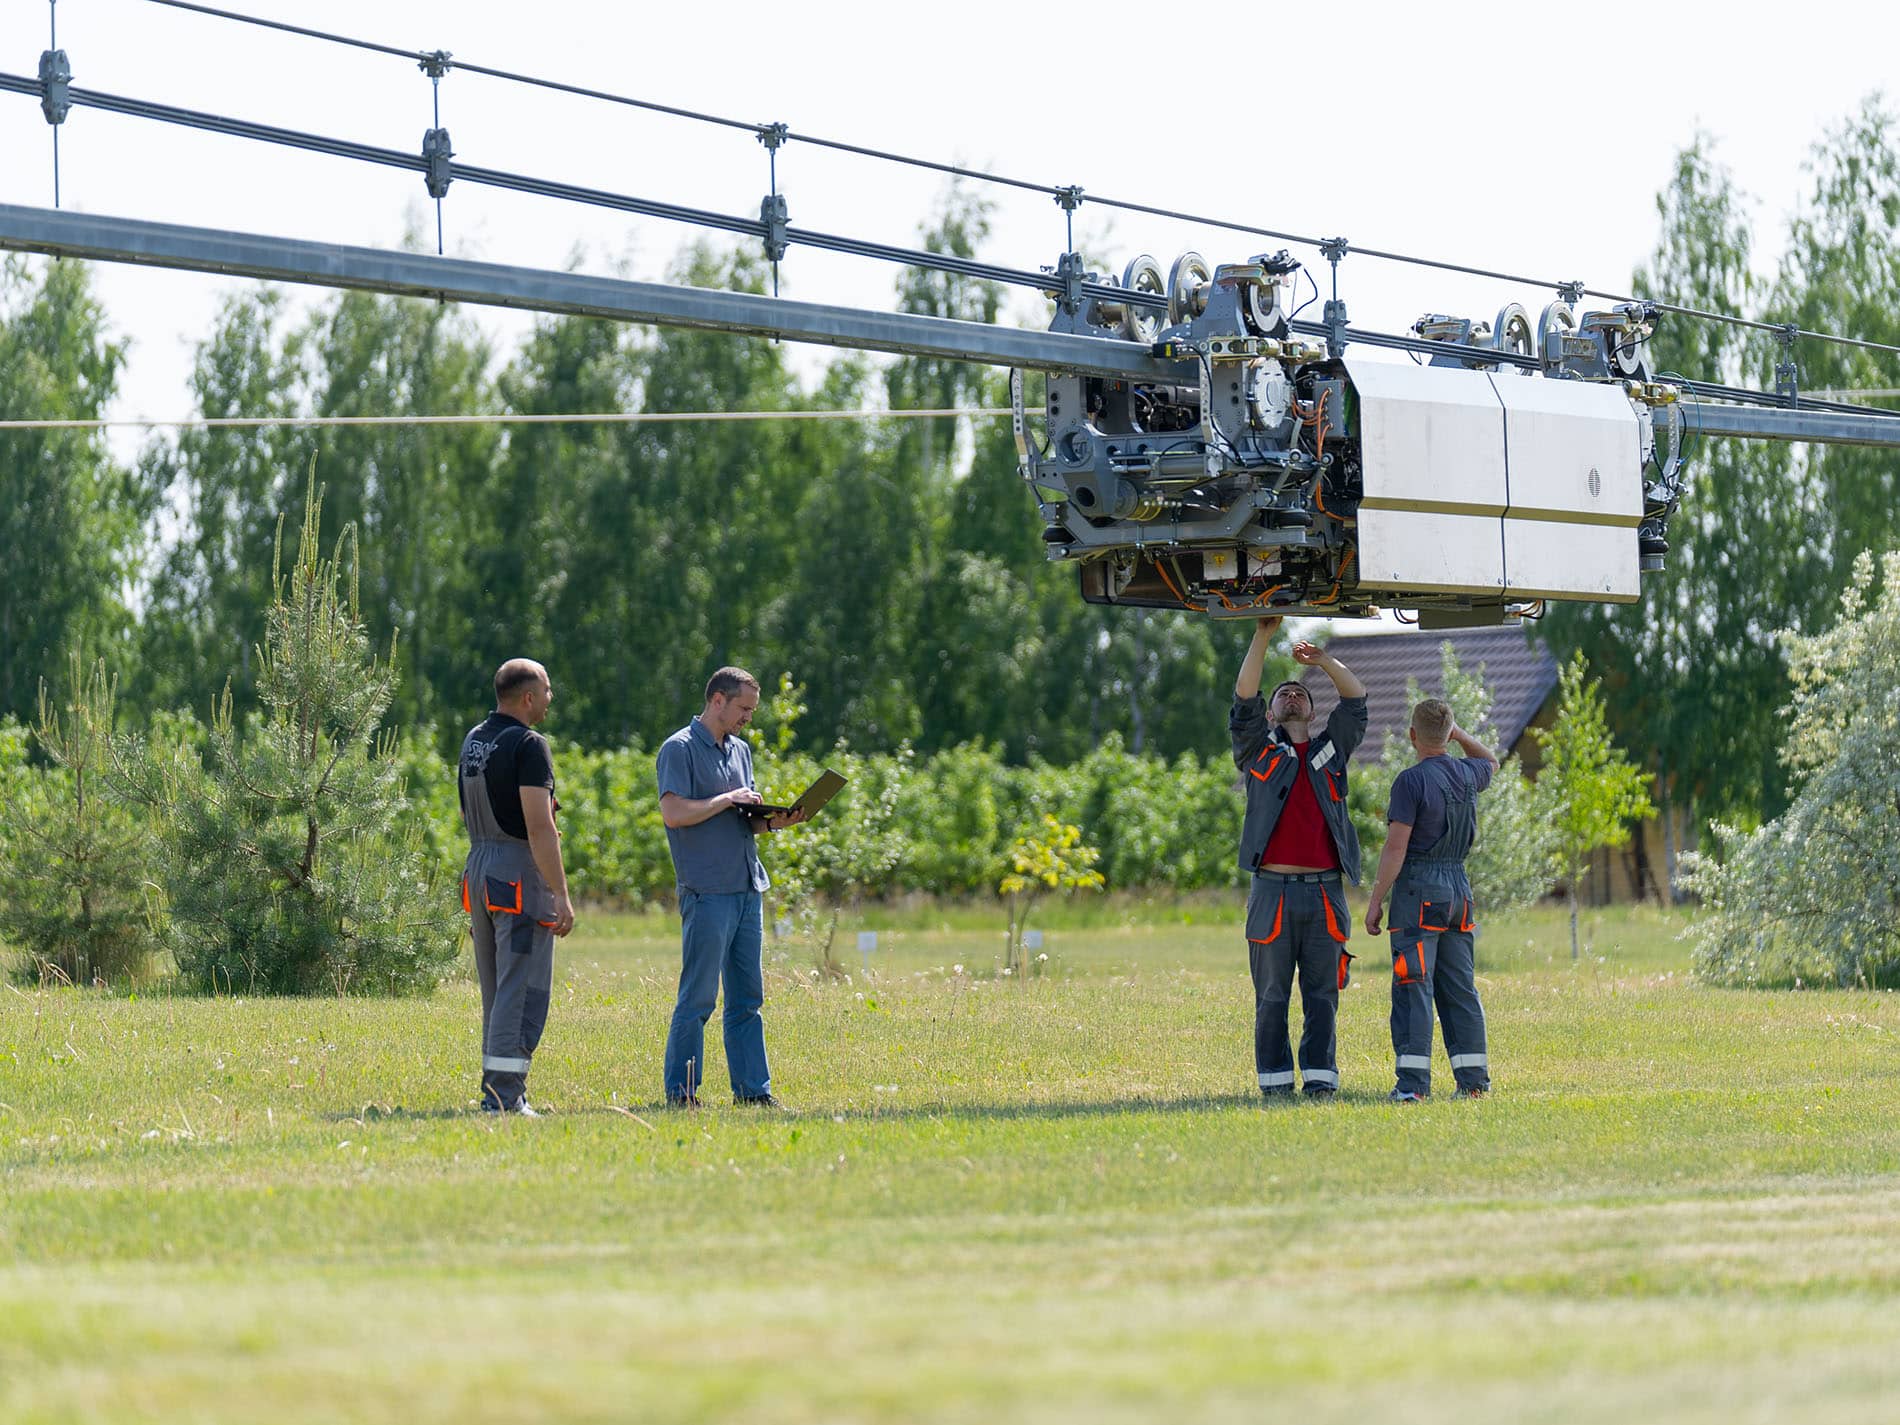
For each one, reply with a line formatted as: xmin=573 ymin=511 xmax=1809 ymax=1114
xmin=1684 ymin=549 xmax=1900 ymax=987
xmin=0 ymin=257 xmax=147 ymax=721
xmin=1541 ymin=138 xmax=1810 ymax=857
xmin=114 ymin=481 xmax=456 ymax=995
xmin=999 ymin=814 xmax=1105 ymax=977
xmin=1533 ymin=654 xmax=1656 ymax=961
xmin=301 ymin=286 xmax=501 ymax=734
xmin=0 ymin=656 xmax=159 ymax=986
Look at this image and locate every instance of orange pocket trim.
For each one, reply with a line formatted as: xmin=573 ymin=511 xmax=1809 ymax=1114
xmin=1418 ymin=901 xmax=1450 ymax=932
xmin=484 ymin=880 xmax=523 ymax=915
xmin=1321 ymin=891 xmax=1348 ymax=944
xmin=1247 ymin=893 xmax=1286 ymax=945
xmin=461 ymin=877 xmax=471 ymax=914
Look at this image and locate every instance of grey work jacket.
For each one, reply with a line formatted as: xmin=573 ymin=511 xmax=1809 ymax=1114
xmin=1230 ymin=692 xmax=1369 ymax=883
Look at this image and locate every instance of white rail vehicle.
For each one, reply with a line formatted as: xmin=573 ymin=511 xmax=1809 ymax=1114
xmin=1014 ymin=251 xmax=1682 ymax=626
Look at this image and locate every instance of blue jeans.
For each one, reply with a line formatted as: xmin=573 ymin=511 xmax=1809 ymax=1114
xmin=662 ymin=890 xmax=769 ymax=1099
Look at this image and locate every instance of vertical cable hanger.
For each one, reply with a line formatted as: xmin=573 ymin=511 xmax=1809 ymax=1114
xmin=757 ymin=121 xmax=789 ymax=298
xmin=420 ymin=49 xmax=453 ymax=255
xmin=39 ymin=0 xmax=72 ymax=207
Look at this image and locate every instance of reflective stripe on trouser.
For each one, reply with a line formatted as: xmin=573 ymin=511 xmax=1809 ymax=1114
xmin=1246 ymin=876 xmax=1348 ymax=1092
xmin=1388 ymin=898 xmax=1488 ymax=1096
xmin=663 ymin=889 xmax=770 ymax=1100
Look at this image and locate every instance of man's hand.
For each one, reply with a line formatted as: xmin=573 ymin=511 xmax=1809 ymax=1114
xmin=1291 ymin=639 xmax=1326 ymax=666
xmin=764 ymin=807 xmax=808 ymax=833
xmin=722 ymin=787 xmax=763 ymax=810
xmin=550 ymin=893 xmax=576 ymax=938
xmin=1257 ymin=615 xmax=1283 ymax=638
xmin=1364 ymin=900 xmax=1384 ymax=937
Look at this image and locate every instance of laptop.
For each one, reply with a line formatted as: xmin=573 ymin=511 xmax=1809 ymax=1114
xmin=737 ymin=768 xmax=847 ymax=822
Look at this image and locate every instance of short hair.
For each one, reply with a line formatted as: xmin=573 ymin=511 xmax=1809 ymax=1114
xmin=494 ymin=658 xmax=546 ymax=702
xmin=1411 ymin=698 xmax=1454 ymax=745
xmin=1269 ymin=679 xmax=1310 ymax=705
xmin=704 ymin=666 xmax=760 ymax=704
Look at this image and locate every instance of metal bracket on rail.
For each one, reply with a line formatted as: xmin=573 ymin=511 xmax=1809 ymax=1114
xmin=37 ymin=47 xmax=69 ymax=127
xmin=418 ymin=50 xmax=454 ymax=252
xmin=757 ymin=121 xmax=790 ymax=296
xmin=40 ymin=1 xmax=70 ymax=206
xmin=1774 ymin=323 xmax=1800 ymax=405
xmin=1319 ymin=236 xmax=1350 ymax=358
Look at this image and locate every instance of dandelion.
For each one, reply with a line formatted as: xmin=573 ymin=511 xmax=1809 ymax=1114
xmin=1037 ymin=952 xmax=1049 ymax=962
xmin=953 ymin=964 xmax=964 ymax=975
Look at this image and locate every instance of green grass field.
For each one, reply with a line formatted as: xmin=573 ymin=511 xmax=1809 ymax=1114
xmin=5 ymin=899 xmax=1899 ymax=1424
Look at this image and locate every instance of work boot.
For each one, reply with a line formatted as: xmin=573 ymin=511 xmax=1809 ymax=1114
xmin=666 ymin=1093 xmax=701 ymax=1109
xmin=481 ymin=1094 xmax=540 ymax=1117
xmin=1303 ymin=1085 xmax=1337 ymax=1101
xmin=1388 ymin=1088 xmax=1426 ymax=1104
xmin=734 ymin=1092 xmax=786 ymax=1109
xmin=1453 ymin=1085 xmax=1489 ymax=1100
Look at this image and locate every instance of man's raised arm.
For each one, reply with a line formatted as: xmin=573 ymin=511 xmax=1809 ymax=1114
xmin=1235 ymin=615 xmax=1283 ymax=700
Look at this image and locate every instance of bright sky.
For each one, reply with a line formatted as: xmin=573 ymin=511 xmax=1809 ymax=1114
xmin=4 ymin=0 xmax=1897 ymax=432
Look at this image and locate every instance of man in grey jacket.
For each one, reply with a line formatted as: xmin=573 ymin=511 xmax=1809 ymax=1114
xmin=1231 ymin=616 xmax=1367 ymax=1099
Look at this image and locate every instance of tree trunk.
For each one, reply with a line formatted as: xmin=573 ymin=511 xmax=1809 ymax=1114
xmin=1568 ymin=880 xmax=1581 ymax=962
xmin=1658 ymin=754 xmax=1679 ymax=905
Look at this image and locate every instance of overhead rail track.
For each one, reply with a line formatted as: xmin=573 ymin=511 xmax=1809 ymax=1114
xmin=4 ymin=204 xmax=1898 ymax=454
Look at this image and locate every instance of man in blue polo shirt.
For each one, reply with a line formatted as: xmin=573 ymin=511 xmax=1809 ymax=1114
xmin=657 ymin=667 xmax=805 ymax=1107
xmin=1363 ymin=697 xmax=1499 ymax=1101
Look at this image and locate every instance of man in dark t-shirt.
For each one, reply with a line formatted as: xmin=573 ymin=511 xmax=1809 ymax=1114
xmin=458 ymin=658 xmax=574 ymax=1115
xmin=1231 ymin=615 xmax=1368 ymax=1099
xmin=1364 ymin=697 xmax=1499 ymax=1101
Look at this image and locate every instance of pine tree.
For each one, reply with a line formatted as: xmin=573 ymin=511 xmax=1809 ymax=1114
xmin=115 ymin=476 xmax=457 ymax=995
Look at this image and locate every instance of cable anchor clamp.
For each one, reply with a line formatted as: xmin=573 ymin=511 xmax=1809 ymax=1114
xmin=760 ymin=193 xmax=790 ymax=263
xmin=1773 ymin=322 xmax=1800 ymax=405
xmin=418 ymin=49 xmax=453 ymax=80
xmin=1052 ymin=251 xmax=1088 ymax=315
xmin=422 ymin=128 xmax=454 ymax=199
xmin=1558 ymin=279 xmax=1586 ymax=305
xmin=1053 ymin=185 xmax=1085 ymax=213
xmin=756 ymin=122 xmax=789 ymax=152
xmin=38 ymin=48 xmax=71 ymax=126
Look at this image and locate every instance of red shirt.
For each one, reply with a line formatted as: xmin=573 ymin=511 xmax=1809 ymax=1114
xmin=1259 ymin=741 xmax=1339 ymax=870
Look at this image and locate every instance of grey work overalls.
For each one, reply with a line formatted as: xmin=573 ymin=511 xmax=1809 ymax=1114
xmin=1388 ymin=757 xmax=1490 ymax=1097
xmin=460 ymin=726 xmax=557 ymax=1110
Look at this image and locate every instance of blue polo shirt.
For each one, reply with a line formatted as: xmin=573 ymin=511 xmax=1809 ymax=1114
xmin=656 ymin=717 xmax=769 ymax=895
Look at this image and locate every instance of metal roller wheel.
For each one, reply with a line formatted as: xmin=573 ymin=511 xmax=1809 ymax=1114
xmin=1167 ymin=251 xmax=1212 ymax=327
xmin=1121 ymin=254 xmax=1166 ymax=344
xmin=1537 ymin=301 xmax=1575 ymax=364
xmin=1244 ymin=278 xmax=1286 ymax=338
xmin=1492 ymin=302 xmax=1533 ymax=357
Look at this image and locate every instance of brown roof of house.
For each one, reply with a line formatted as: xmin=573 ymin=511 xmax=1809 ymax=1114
xmin=1297 ymin=624 xmax=1558 ymax=765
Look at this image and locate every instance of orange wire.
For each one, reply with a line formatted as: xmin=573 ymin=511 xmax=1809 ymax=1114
xmin=1310 ymin=548 xmax=1358 ymax=607
xmin=1152 ymin=556 xmax=1193 ymax=609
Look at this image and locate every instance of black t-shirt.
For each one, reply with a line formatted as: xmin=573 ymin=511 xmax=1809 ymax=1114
xmin=458 ymin=713 xmax=555 ymax=841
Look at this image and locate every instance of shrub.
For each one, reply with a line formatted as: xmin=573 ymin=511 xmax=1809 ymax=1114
xmin=0 ymin=662 xmax=160 ymax=987
xmin=1686 ymin=550 xmax=1900 ymax=988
